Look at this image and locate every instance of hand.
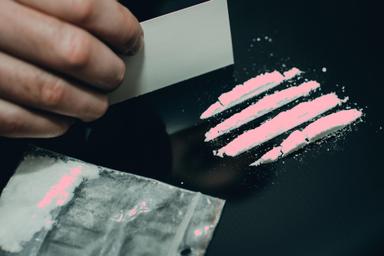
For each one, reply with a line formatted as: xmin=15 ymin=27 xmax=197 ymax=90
xmin=0 ymin=0 xmax=143 ymax=138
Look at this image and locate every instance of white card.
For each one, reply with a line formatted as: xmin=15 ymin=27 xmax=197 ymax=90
xmin=109 ymin=0 xmax=234 ymax=104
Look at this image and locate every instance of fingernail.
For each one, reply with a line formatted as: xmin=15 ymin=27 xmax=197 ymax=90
xmin=125 ymin=34 xmax=144 ymax=56
xmin=140 ymin=23 xmax=144 ymax=37
xmin=138 ymin=34 xmax=144 ymax=50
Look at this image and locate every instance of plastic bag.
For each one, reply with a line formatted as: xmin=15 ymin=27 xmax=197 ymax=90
xmin=0 ymin=148 xmax=225 ymax=256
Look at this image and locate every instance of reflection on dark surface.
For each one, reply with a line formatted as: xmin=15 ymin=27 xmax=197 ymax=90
xmin=170 ymin=122 xmax=275 ymax=199
xmin=0 ymin=139 xmax=27 ymax=192
xmin=1 ymin=0 xmax=384 ymax=255
xmin=34 ymin=99 xmax=172 ymax=182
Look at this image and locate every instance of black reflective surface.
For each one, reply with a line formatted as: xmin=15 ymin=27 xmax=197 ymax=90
xmin=1 ymin=0 xmax=384 ymax=255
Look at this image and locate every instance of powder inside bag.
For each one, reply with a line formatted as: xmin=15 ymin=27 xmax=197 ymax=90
xmin=0 ymin=155 xmax=99 ymax=253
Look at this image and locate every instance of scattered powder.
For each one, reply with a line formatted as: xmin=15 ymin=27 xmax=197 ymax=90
xmin=251 ymin=109 xmax=363 ymax=166
xmin=214 ymin=93 xmax=346 ymax=157
xmin=0 ymin=155 xmax=99 ymax=253
xmin=205 ymin=81 xmax=320 ymax=141
xmin=200 ymin=68 xmax=302 ymax=119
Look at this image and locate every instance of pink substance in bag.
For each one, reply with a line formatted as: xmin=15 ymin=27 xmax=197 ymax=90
xmin=251 ymin=109 xmax=362 ymax=166
xmin=200 ymin=67 xmax=302 ymax=119
xmin=214 ymin=93 xmax=345 ymax=157
xmin=37 ymin=167 xmax=82 ymax=209
xmin=205 ymin=81 xmax=320 ymax=141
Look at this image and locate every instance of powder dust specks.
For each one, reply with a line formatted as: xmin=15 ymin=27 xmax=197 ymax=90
xmin=0 ymin=155 xmax=99 ymax=253
xmin=252 ymin=36 xmax=270 ymax=43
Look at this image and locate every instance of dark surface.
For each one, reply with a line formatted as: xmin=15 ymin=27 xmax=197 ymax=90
xmin=1 ymin=0 xmax=384 ymax=255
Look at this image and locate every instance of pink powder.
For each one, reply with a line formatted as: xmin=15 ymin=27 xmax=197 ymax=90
xmin=214 ymin=93 xmax=345 ymax=157
xmin=111 ymin=201 xmax=151 ymax=223
xmin=255 ymin=147 xmax=282 ymax=165
xmin=280 ymin=130 xmax=308 ymax=155
xmin=218 ymin=71 xmax=285 ymax=106
xmin=129 ymin=208 xmax=138 ymax=217
xmin=200 ymin=102 xmax=223 ymax=119
xmin=37 ymin=167 xmax=82 ymax=209
xmin=205 ymin=81 xmax=320 ymax=141
xmin=251 ymin=109 xmax=362 ymax=166
xmin=283 ymin=67 xmax=302 ymax=80
xmin=200 ymin=67 xmax=302 ymax=119
xmin=303 ymin=109 xmax=362 ymax=142
xmin=194 ymin=229 xmax=203 ymax=237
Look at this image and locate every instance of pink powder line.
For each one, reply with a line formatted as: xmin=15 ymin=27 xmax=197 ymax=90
xmin=200 ymin=67 xmax=302 ymax=119
xmin=214 ymin=93 xmax=346 ymax=157
xmin=205 ymin=81 xmax=320 ymax=141
xmin=37 ymin=167 xmax=82 ymax=209
xmin=251 ymin=109 xmax=363 ymax=166
xmin=283 ymin=67 xmax=302 ymax=80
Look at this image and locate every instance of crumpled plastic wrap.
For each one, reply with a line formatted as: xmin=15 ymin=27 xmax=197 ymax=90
xmin=0 ymin=148 xmax=225 ymax=256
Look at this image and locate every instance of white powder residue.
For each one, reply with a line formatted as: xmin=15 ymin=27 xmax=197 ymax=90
xmin=0 ymin=155 xmax=99 ymax=253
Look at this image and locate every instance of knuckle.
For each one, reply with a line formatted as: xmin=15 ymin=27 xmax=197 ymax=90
xmin=0 ymin=114 xmax=23 ymax=135
xmin=40 ymin=78 xmax=66 ymax=108
xmin=61 ymin=29 xmax=91 ymax=68
xmin=71 ymin=0 xmax=94 ymax=24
